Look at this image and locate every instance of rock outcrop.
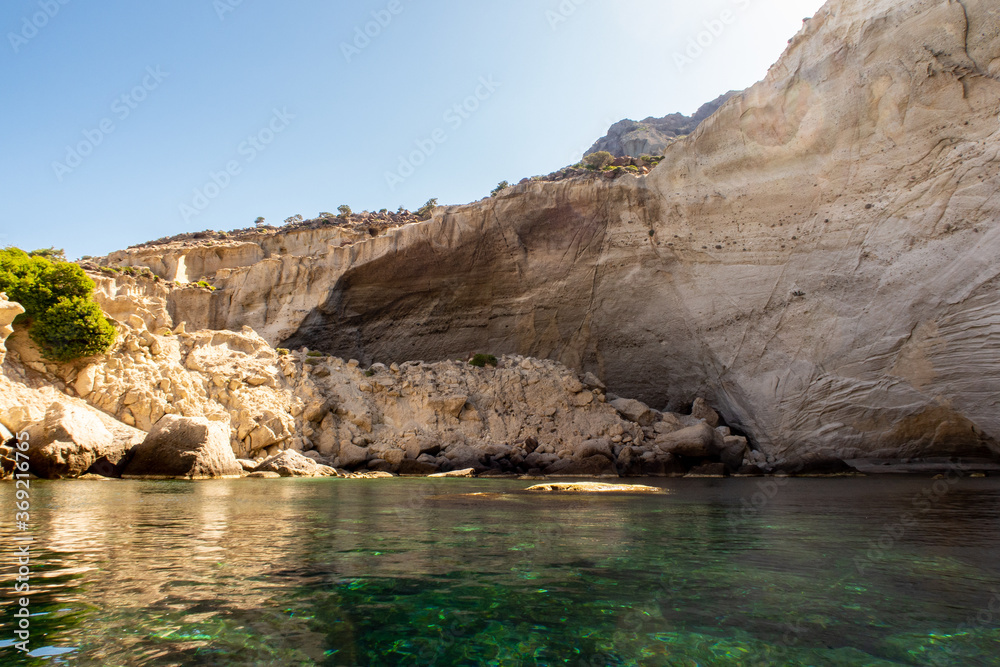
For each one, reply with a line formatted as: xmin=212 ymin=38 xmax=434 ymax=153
xmin=1 ymin=294 xmax=148 ymax=479
xmin=585 ymin=92 xmax=738 ymax=157
xmin=0 ymin=293 xmax=23 ymax=367
xmin=74 ymin=0 xmax=1000 ymax=467
xmin=3 ymin=288 xmax=744 ymax=478
xmin=24 ymin=401 xmax=122 ymax=479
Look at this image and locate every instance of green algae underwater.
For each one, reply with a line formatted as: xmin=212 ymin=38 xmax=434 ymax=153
xmin=1 ymin=476 xmax=999 ymax=666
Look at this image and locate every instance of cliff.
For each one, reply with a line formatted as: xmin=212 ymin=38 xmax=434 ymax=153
xmin=585 ymin=92 xmax=739 ymax=157
xmin=94 ymin=0 xmax=1000 ymax=465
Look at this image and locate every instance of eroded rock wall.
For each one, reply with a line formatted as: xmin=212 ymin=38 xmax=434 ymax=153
xmin=89 ymin=0 xmax=1000 ymax=463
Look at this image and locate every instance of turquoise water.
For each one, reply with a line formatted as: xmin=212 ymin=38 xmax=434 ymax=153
xmin=1 ymin=477 xmax=999 ymax=666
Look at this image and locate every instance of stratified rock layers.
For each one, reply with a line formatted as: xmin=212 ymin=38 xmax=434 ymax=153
xmin=101 ymin=0 xmax=1000 ymax=463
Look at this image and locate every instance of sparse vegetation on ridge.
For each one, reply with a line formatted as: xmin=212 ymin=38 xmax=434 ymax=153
xmin=469 ymin=353 xmax=498 ymax=368
xmin=583 ymin=151 xmax=615 ymax=170
xmin=416 ymin=198 xmax=438 ymax=221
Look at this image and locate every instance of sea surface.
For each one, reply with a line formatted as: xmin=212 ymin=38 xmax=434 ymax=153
xmin=1 ymin=477 xmax=999 ymax=666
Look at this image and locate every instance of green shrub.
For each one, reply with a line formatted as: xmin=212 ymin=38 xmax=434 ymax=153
xmin=29 ymin=296 xmax=117 ymax=362
xmin=469 ymin=354 xmax=498 ymax=368
xmin=364 ymin=368 xmax=376 ymax=377
xmin=338 ymin=204 xmax=353 ymax=217
xmin=276 ymin=348 xmax=290 ymax=355
xmin=0 ymin=248 xmax=94 ymax=321
xmin=491 ymin=181 xmax=510 ymax=197
xmin=196 ymin=281 xmax=215 ymax=291
xmin=0 ymin=248 xmax=116 ymax=362
xmin=306 ymin=351 xmax=324 ymax=357
xmin=583 ymin=151 xmax=614 ymax=170
xmin=416 ymin=198 xmax=438 ymax=221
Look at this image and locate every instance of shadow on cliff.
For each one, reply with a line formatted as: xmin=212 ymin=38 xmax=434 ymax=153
xmin=280 ymin=180 xmax=719 ymax=414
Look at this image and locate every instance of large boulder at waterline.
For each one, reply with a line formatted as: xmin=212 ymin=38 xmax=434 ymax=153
xmin=122 ymin=414 xmax=243 ymax=479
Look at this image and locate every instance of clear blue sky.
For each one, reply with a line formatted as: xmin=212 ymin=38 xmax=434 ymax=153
xmin=1 ymin=0 xmax=825 ymax=259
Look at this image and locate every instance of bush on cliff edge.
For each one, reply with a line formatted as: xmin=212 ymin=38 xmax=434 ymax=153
xmin=0 ymin=247 xmax=116 ymax=362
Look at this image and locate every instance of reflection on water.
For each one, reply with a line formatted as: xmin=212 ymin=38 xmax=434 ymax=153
xmin=2 ymin=477 xmax=1000 ymax=665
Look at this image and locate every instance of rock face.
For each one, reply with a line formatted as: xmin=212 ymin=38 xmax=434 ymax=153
xmin=3 ymin=290 xmax=746 ymax=476
xmin=0 ymin=293 xmax=24 ymax=367
xmin=585 ymin=92 xmax=738 ymax=157
xmin=88 ymin=0 xmax=1000 ymax=466
xmin=122 ymin=415 xmax=243 ymax=479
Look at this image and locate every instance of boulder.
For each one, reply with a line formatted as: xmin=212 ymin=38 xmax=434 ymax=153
xmin=574 ymin=437 xmax=615 ymax=461
xmin=653 ymin=413 xmax=685 ymax=434
xmin=0 ymin=442 xmax=15 ymax=480
xmin=690 ymin=398 xmax=720 ymax=428
xmin=622 ymin=449 xmax=684 ymax=477
xmin=445 ymin=444 xmax=485 ymax=470
xmin=74 ymin=365 xmax=98 ymax=398
xmin=26 ymin=402 xmax=122 ymax=479
xmin=655 ymin=423 xmax=717 ymax=458
xmin=720 ymin=435 xmax=749 ymax=471
xmin=546 ymin=455 xmax=617 ymax=476
xmin=381 ymin=448 xmax=406 ymax=466
xmin=302 ymin=450 xmax=333 ymax=465
xmin=338 ymin=442 xmax=369 ymax=469
xmin=303 ymin=400 xmax=332 ymax=423
xmin=581 ymin=372 xmax=606 ymax=392
xmin=122 ymin=415 xmax=243 ymax=479
xmin=256 ymin=449 xmax=336 ymax=477
xmin=402 ymin=436 xmax=441 ymax=459
xmin=609 ymin=398 xmax=656 ymax=426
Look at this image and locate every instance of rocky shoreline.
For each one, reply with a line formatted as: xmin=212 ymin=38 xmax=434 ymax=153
xmin=2 ymin=288 xmax=996 ymax=482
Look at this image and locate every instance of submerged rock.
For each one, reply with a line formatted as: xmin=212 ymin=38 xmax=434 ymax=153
xmin=524 ymin=482 xmax=664 ymax=494
xmin=429 ymin=468 xmax=476 ymax=478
